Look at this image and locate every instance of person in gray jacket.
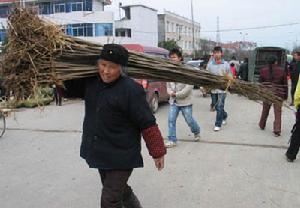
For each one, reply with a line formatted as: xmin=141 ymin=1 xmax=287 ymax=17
xmin=165 ymin=48 xmax=201 ymax=148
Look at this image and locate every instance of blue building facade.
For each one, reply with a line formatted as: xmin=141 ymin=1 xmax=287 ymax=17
xmin=0 ymin=0 xmax=113 ymax=42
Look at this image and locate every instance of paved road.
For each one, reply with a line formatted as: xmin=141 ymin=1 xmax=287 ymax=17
xmin=0 ymin=92 xmax=299 ymax=208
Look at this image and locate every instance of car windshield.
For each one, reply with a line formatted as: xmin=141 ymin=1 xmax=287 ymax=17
xmin=187 ymin=61 xmax=202 ymax=67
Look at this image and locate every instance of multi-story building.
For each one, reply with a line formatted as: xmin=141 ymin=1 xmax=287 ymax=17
xmin=114 ymin=4 xmax=158 ymax=47
xmin=0 ymin=0 xmax=114 ymax=44
xmin=158 ymin=10 xmax=201 ymax=55
xmin=222 ymin=41 xmax=257 ymax=52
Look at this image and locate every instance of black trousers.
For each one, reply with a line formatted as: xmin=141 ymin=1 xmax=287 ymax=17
xmin=286 ymin=109 xmax=300 ymax=160
xmin=54 ymin=92 xmax=62 ymax=106
xmin=53 ymin=87 xmax=63 ymax=106
xmin=291 ymin=84 xmax=296 ymax=104
xmin=98 ymin=169 xmax=142 ymax=208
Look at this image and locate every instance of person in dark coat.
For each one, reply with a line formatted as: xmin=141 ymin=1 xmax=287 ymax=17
xmin=288 ymin=52 xmax=300 ymax=105
xmin=80 ymin=44 xmax=166 ymax=208
xmin=286 ymin=75 xmax=300 ymax=162
xmin=238 ymin=58 xmax=249 ymax=81
xmin=259 ymin=56 xmax=288 ymax=136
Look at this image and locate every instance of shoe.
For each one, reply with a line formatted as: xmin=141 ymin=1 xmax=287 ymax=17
xmin=165 ymin=140 xmax=177 ymax=148
xmin=285 ymin=153 xmax=294 ymax=163
xmin=274 ymin=132 xmax=281 ymax=137
xmin=194 ymin=133 xmax=201 ymax=142
xmin=210 ymin=107 xmax=215 ymax=112
xmin=123 ymin=192 xmax=142 ymax=208
xmin=222 ymin=119 xmax=227 ymax=125
xmin=214 ymin=126 xmax=221 ymax=131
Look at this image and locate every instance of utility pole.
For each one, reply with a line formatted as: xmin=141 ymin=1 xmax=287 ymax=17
xmin=118 ymin=2 xmax=122 ymax=20
xmin=216 ymin=16 xmax=221 ymax=46
xmin=191 ymin=0 xmax=195 ymax=59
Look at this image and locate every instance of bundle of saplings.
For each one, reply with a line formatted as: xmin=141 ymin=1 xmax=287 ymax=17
xmin=0 ymin=8 xmax=284 ymax=106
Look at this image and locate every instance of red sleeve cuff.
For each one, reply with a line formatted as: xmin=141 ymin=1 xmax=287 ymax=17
xmin=142 ymin=124 xmax=166 ymax=158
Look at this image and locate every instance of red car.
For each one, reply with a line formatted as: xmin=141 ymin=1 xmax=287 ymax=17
xmin=123 ymin=44 xmax=169 ymax=113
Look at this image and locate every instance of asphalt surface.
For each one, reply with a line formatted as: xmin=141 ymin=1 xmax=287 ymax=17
xmin=0 ymin=91 xmax=299 ymax=208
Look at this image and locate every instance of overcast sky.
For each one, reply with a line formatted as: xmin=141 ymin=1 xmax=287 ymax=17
xmin=105 ymin=0 xmax=300 ymax=50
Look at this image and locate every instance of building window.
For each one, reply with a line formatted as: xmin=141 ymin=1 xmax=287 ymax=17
xmin=0 ymin=6 xmax=9 ymax=18
xmin=72 ymin=24 xmax=84 ymax=36
xmin=178 ymin=25 xmax=182 ymax=34
xmin=0 ymin=29 xmax=6 ymax=42
xmin=166 ymin=21 xmax=169 ymax=32
xmin=115 ymin=28 xmax=131 ymax=37
xmin=66 ymin=23 xmax=93 ymax=37
xmin=71 ymin=2 xmax=83 ymax=12
xmin=95 ymin=23 xmax=113 ymax=36
xmin=39 ymin=2 xmax=52 ymax=14
xmin=171 ymin=23 xmax=174 ymax=32
xmin=39 ymin=0 xmax=92 ymax=14
xmin=124 ymin=7 xmax=131 ymax=20
xmin=85 ymin=23 xmax=93 ymax=36
xmin=54 ymin=3 xmax=66 ymax=13
xmin=85 ymin=0 xmax=93 ymax=11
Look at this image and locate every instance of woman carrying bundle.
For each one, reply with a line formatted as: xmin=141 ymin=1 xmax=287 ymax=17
xmin=258 ymin=56 xmax=288 ymax=137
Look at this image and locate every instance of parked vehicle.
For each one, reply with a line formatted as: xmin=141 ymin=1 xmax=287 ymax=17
xmin=248 ymin=47 xmax=287 ymax=82
xmin=186 ymin=60 xmax=208 ymax=95
xmin=186 ymin=60 xmax=204 ymax=70
xmin=122 ymin=44 xmax=169 ymax=113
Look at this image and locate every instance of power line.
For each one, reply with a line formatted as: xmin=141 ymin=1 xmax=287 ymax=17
xmin=42 ymin=15 xmax=300 ymax=37
xmin=202 ymin=22 xmax=300 ymax=33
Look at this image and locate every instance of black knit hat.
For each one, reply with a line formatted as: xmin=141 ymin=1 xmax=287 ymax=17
xmin=99 ymin=44 xmax=129 ymax=66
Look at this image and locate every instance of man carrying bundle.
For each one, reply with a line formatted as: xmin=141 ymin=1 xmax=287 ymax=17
xmin=286 ymin=75 xmax=300 ymax=162
xmin=207 ymin=46 xmax=231 ymax=131
xmin=80 ymin=44 xmax=166 ymax=208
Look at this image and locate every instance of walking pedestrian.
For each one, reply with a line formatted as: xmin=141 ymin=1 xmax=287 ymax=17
xmin=259 ymin=55 xmax=288 ymax=137
xmin=80 ymin=44 xmax=166 ymax=208
xmin=230 ymin=62 xmax=237 ymax=79
xmin=165 ymin=48 xmax=201 ymax=148
xmin=207 ymin=46 xmax=231 ymax=131
xmin=288 ymin=52 xmax=300 ymax=106
xmin=229 ymin=56 xmax=240 ymax=72
xmin=286 ymin=75 xmax=300 ymax=162
xmin=53 ymin=84 xmax=63 ymax=106
xmin=238 ymin=58 xmax=249 ymax=81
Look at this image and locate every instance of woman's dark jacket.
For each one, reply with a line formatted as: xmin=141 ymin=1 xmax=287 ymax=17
xmin=80 ymin=75 xmax=156 ymax=169
xmin=259 ymin=65 xmax=288 ymax=100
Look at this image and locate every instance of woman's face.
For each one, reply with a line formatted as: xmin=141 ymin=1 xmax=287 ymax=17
xmin=98 ymin=59 xmax=121 ymax=83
